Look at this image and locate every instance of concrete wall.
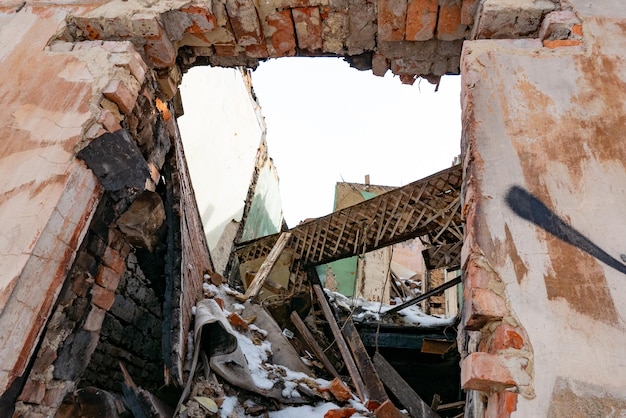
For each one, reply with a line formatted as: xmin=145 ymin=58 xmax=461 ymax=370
xmin=459 ymin=2 xmax=626 ymax=416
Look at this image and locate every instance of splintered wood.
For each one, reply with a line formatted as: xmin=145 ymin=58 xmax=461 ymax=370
xmin=241 ymin=231 xmax=292 ymax=300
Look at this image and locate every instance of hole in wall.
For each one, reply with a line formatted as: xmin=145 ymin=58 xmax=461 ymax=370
xmin=176 ymin=58 xmax=464 ymax=414
xmin=178 ymin=57 xmax=461 ymax=229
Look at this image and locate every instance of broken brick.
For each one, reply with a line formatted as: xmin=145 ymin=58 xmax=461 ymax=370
xmin=327 ymin=378 xmax=352 ymax=402
xmin=324 ymin=408 xmax=357 ymax=418
xmin=143 ymin=24 xmax=177 ymax=68
xmin=374 ymin=399 xmax=406 ymax=418
xmin=461 ymin=352 xmax=529 ymax=393
xmin=214 ymin=297 xmax=225 ymax=310
xmin=365 ymin=399 xmax=382 ymax=411
xmin=489 ymin=323 xmax=524 ymax=352
xmin=97 ymin=108 xmax=122 ymax=133
xmin=486 ymin=391 xmax=518 ymax=418
xmin=228 ymin=312 xmax=249 ymax=330
xmin=102 ymin=79 xmax=137 ymax=115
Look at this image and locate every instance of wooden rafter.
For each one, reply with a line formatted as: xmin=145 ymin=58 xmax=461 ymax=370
xmin=236 ymin=164 xmax=463 ymax=271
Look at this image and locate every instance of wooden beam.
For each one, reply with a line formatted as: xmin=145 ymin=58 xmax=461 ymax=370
xmin=290 ymin=311 xmax=341 ymax=380
xmin=383 ymin=276 xmax=461 ymax=316
xmin=243 ymin=232 xmax=292 ymax=300
xmin=312 ymin=283 xmax=367 ymax=402
xmin=372 ymin=352 xmax=440 ymax=418
xmin=341 ymin=319 xmax=388 ymax=403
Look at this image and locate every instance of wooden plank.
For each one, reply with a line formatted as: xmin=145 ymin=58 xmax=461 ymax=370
xmin=243 ymin=232 xmax=292 ymax=300
xmin=384 ymin=276 xmax=462 ymax=316
xmin=341 ymin=319 xmax=388 ymax=403
xmin=290 ymin=311 xmax=341 ymax=380
xmin=312 ymin=282 xmax=367 ymax=402
xmin=372 ymin=352 xmax=440 ymax=418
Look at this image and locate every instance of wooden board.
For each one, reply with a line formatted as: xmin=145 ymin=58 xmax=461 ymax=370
xmin=312 ymin=284 xmax=367 ymax=402
xmin=372 ymin=352 xmax=440 ymax=418
xmin=341 ymin=319 xmax=388 ymax=403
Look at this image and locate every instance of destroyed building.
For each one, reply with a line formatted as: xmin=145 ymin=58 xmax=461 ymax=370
xmin=1 ymin=0 xmax=626 ymax=417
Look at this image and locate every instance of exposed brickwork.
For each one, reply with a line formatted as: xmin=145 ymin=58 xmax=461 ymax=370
xmin=405 ymin=0 xmax=437 ymax=41
xmin=461 ymin=352 xmax=530 ymax=393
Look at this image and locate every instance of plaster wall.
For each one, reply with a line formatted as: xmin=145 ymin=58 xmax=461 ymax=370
xmin=178 ymin=66 xmax=266 ymax=273
xmin=461 ymin=3 xmax=626 ymax=415
xmin=241 ymin=160 xmax=284 ymax=242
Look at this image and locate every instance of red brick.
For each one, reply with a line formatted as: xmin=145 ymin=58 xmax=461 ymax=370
xmin=460 ymin=0 xmax=479 ymax=25
xmin=210 ymin=272 xmax=225 ymax=286
xmin=461 ymin=352 xmax=526 ymax=392
xmin=181 ymin=5 xmax=217 ymax=34
xmin=486 ymin=391 xmax=518 ymax=418
xmin=538 ymin=10 xmax=580 ymax=41
xmin=365 ymin=400 xmax=382 ymax=411
xmin=95 ymin=265 xmax=122 ymax=291
xmin=374 ymin=399 xmax=406 ymax=418
xmin=143 ymin=24 xmax=177 ymax=68
xmin=18 ymin=379 xmax=46 ymax=404
xmin=109 ymin=52 xmax=148 ymax=85
xmin=324 ymin=408 xmax=356 ymax=418
xmin=293 ymin=7 xmax=323 ymax=52
xmin=42 ymin=381 xmax=73 ymax=407
xmin=71 ymin=272 xmax=93 ymax=298
xmin=572 ymin=24 xmax=583 ymax=37
xmin=214 ymin=297 xmax=225 ymax=310
xmin=102 ymin=246 xmax=126 ymax=275
xmin=328 ymin=377 xmax=352 ymax=402
xmin=102 ymin=79 xmax=137 ymax=115
xmin=266 ymin=11 xmax=297 ymax=57
xmin=378 ymin=0 xmax=407 ymax=41
xmin=463 ymin=257 xmax=491 ymax=289
xmin=97 ymin=108 xmax=122 ymax=133
xmin=225 ymin=0 xmax=264 ymax=48
xmin=32 ymin=345 xmax=58 ymax=375
xmin=399 ymin=74 xmax=416 ymax=85
xmin=543 ymin=39 xmax=581 ymax=49
xmin=463 ymin=288 xmax=507 ymax=330
xmin=489 ymin=324 xmax=524 ymax=352
xmin=405 ymin=0 xmax=437 ymax=41
xmin=228 ymin=312 xmax=249 ymax=330
xmin=245 ymin=43 xmax=270 ymax=58
xmin=91 ymin=285 xmax=115 ymax=310
xmin=214 ymin=44 xmax=239 ymax=56
xmin=436 ymin=2 xmax=466 ymax=41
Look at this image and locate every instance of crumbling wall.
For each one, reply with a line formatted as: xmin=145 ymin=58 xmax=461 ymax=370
xmin=459 ymin=2 xmax=626 ymax=417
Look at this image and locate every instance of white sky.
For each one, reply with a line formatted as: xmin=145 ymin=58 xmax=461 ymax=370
xmin=249 ymin=57 xmax=461 ymax=227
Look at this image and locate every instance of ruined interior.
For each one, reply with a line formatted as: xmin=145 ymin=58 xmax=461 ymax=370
xmin=1 ymin=0 xmax=626 ymax=417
